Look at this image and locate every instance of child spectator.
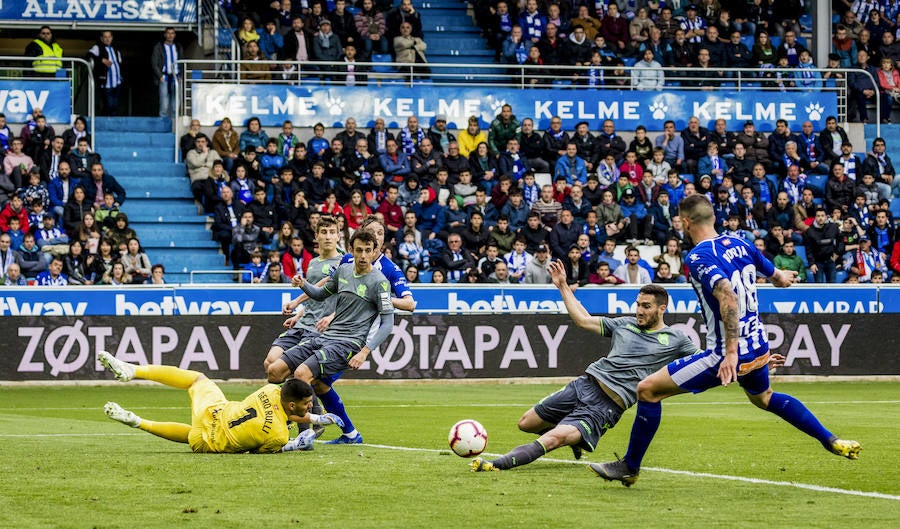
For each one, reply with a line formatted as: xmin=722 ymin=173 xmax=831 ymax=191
xmin=773 ymin=239 xmax=806 ymax=283
xmin=6 ymin=217 xmax=25 ymax=249
xmin=94 ymin=191 xmax=120 ymax=231
xmin=230 ymin=164 xmax=256 ymax=205
xmin=23 ymin=168 xmax=49 ymax=211
xmin=242 ymin=249 xmax=267 ymax=283
xmin=259 ymin=138 xmax=286 ymax=189
xmin=398 ymin=229 xmax=426 ymax=270
xmin=519 ymin=171 xmax=540 ymax=209
xmin=108 ymin=213 xmax=136 ymax=252
xmin=144 ymin=263 xmax=166 ymax=284
xmin=504 ymin=237 xmax=532 ymax=282
xmin=645 ymin=147 xmax=672 ymax=185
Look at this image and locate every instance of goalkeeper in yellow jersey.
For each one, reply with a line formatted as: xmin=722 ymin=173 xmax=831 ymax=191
xmin=98 ymin=351 xmax=343 ymax=453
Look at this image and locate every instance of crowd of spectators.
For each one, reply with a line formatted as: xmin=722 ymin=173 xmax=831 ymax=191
xmin=185 ymin=102 xmax=900 ymax=286
xmin=0 ymin=110 xmax=165 ymax=286
xmin=219 ymin=0 xmax=428 ymax=82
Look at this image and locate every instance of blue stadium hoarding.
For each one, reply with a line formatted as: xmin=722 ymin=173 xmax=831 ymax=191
xmin=0 ymin=0 xmax=197 ymax=24
xmin=0 ymin=80 xmax=70 ymax=123
xmin=0 ymin=285 xmax=890 ymax=316
xmin=191 ymin=84 xmax=839 ymax=132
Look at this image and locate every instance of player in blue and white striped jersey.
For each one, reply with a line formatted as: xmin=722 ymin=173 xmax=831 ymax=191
xmin=591 ymin=195 xmax=860 ymax=487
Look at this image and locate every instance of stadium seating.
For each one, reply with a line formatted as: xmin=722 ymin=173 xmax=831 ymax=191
xmin=95 ymin=117 xmax=229 ymax=283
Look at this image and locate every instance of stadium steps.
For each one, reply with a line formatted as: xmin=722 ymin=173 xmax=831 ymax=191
xmin=420 ymin=0 xmax=491 ymax=74
xmin=94 ymin=117 xmax=230 ymax=283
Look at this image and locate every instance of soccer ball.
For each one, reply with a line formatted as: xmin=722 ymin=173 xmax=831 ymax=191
xmin=448 ymin=419 xmax=488 ymax=458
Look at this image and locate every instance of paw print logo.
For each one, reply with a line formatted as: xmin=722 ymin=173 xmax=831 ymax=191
xmin=489 ymin=99 xmax=507 ymax=114
xmin=649 ymin=100 xmax=668 ymax=120
xmin=326 ymin=95 xmax=345 ymax=116
xmin=805 ymin=102 xmax=825 ymax=121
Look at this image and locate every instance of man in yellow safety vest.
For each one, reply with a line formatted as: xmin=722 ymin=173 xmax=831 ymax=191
xmin=25 ymin=26 xmax=63 ymax=77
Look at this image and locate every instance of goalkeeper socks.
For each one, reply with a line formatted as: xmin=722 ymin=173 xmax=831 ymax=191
xmin=492 ymin=440 xmax=547 ymax=470
xmin=139 ymin=420 xmax=191 ymax=443
xmin=623 ymin=400 xmax=662 ymax=472
xmin=318 ymin=388 xmax=355 ymax=435
xmin=766 ymin=392 xmax=834 ymax=447
xmin=134 ymin=365 xmax=201 ymax=389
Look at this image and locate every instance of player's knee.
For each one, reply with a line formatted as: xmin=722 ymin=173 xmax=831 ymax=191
xmin=294 ymin=365 xmax=314 ymax=383
xmin=636 ymin=379 xmax=658 ymax=402
xmin=748 ymin=388 xmax=773 ymax=410
xmin=266 ymin=363 xmax=288 ymax=383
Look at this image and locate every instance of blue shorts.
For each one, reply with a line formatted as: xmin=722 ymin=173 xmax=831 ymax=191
xmin=271 ymin=327 xmax=318 ymax=350
xmin=281 ymin=337 xmax=357 ymax=387
xmin=533 ymin=375 xmax=624 ymax=452
xmin=668 ymin=347 xmax=771 ymax=395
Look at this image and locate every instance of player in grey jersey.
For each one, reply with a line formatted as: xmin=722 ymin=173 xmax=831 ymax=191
xmin=471 ymin=259 xmax=783 ymax=472
xmin=265 ymin=216 xmax=342 ymax=382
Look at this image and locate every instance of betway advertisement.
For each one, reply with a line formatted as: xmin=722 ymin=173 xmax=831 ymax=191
xmin=0 ymin=314 xmax=895 ymax=380
xmin=0 ymin=285 xmax=892 ymax=316
xmin=0 ymin=81 xmax=70 ymax=123
xmin=191 ymin=84 xmax=838 ymax=132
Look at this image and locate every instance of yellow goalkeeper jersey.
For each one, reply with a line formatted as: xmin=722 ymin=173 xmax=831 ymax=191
xmin=188 ymin=383 xmax=290 ymax=453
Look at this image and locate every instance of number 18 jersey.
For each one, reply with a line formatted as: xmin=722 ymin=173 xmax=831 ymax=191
xmin=686 ymin=234 xmax=775 ymax=357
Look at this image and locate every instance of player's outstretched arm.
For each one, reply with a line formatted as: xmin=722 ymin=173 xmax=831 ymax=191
xmin=299 ymin=280 xmax=332 ymax=301
xmin=548 ymin=259 xmax=603 ymax=334
xmin=712 ymin=278 xmax=740 ymax=386
xmin=769 ymin=268 xmax=797 ymax=288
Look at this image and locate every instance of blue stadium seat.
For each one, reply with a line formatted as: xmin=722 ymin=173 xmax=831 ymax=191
xmin=769 ymin=36 xmax=781 ymax=48
xmin=891 ymin=197 xmax=900 ymax=219
xmin=680 ymin=173 xmax=694 ymax=184
xmin=741 ymin=36 xmax=755 ymax=50
xmin=835 ymin=270 xmax=848 ymax=283
xmin=552 ymin=80 xmax=572 ymax=87
xmin=807 ymin=174 xmax=828 ymax=195
xmin=622 ymin=57 xmax=637 ymax=67
xmin=371 ymin=54 xmax=396 ymax=73
xmin=765 ymin=174 xmax=779 ymax=192
xmin=796 ymin=36 xmax=808 ymax=49
xmin=419 ymin=270 xmax=433 ymax=283
xmin=800 ymin=13 xmax=812 ymax=32
xmin=794 ymin=245 xmax=808 ymax=266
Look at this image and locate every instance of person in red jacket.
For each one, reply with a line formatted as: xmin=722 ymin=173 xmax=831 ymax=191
xmin=0 ymin=194 xmax=29 ymax=233
xmin=281 ymin=236 xmax=313 ymax=278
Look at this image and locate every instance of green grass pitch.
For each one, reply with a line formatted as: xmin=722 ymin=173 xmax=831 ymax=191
xmin=1 ymin=381 xmax=897 ymax=528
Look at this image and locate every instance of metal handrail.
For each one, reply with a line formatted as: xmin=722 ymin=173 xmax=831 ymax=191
xmin=189 ymin=269 xmax=246 ymax=283
xmin=176 ymin=59 xmax=881 ymax=140
xmin=0 ymin=55 xmax=95 ymax=149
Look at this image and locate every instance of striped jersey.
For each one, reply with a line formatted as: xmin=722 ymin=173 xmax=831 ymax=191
xmin=686 ymin=234 xmax=775 ymax=356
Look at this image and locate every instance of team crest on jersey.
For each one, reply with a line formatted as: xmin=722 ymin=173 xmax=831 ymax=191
xmin=689 ymin=253 xmax=699 ymax=262
xmin=657 ymin=334 xmax=669 ymax=346
xmin=357 ymin=284 xmax=367 ymax=297
xmin=721 ymin=238 xmax=732 ymax=246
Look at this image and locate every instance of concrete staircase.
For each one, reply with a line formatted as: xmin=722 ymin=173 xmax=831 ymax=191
xmin=94 ymin=117 xmax=230 ymax=283
xmin=419 ymin=0 xmax=501 ymax=79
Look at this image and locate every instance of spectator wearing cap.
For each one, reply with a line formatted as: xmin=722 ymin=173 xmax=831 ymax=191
xmin=849 ymin=234 xmax=887 ymax=283
xmin=312 ymin=19 xmax=342 ymax=79
xmin=680 ymin=4 xmax=707 ymax=44
xmin=524 ymin=243 xmax=552 ymax=284
xmin=617 ymin=187 xmax=649 ymax=244
xmin=427 ymin=115 xmax=456 ymax=154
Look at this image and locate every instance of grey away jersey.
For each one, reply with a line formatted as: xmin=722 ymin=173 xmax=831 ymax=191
xmin=320 ymin=263 xmax=393 ymax=346
xmin=585 ymin=316 xmax=701 ymax=409
xmin=294 ymin=255 xmax=343 ymax=332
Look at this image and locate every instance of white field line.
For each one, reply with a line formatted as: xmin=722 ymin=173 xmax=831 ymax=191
xmin=0 ymin=432 xmax=895 ymax=501
xmin=1 ymin=400 xmax=898 ymax=412
xmin=362 ymin=442 xmax=900 ymax=502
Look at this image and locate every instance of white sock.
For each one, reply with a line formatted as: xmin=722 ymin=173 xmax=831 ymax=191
xmin=344 ymin=429 xmax=358 ymax=438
